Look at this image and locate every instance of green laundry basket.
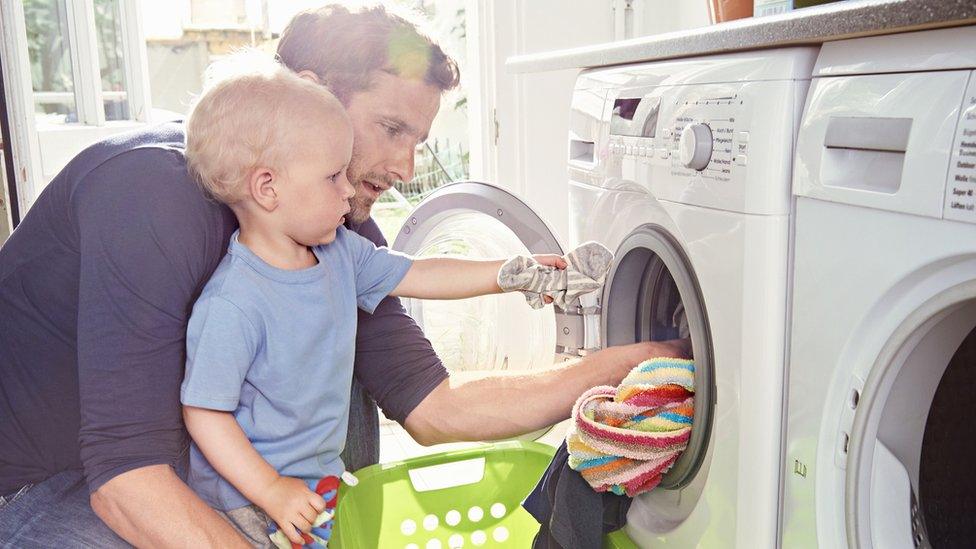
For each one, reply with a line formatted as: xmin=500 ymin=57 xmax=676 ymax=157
xmin=330 ymin=440 xmax=637 ymax=548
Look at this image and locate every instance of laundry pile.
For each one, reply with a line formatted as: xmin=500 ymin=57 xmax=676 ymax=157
xmin=566 ymin=357 xmax=695 ymax=497
xmin=497 ymin=241 xmax=614 ymax=309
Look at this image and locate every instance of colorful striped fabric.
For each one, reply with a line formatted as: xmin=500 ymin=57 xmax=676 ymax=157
xmin=567 ymin=357 xmax=695 ymax=497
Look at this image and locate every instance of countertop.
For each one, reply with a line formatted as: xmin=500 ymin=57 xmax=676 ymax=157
xmin=506 ymin=0 xmax=976 ymax=73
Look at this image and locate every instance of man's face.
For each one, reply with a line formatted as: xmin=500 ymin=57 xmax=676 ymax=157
xmin=342 ymin=71 xmax=441 ymax=224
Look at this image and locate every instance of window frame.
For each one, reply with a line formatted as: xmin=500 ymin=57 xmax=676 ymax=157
xmin=0 ymin=0 xmax=151 ymax=215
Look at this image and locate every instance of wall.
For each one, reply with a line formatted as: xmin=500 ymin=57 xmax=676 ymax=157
xmin=474 ymin=0 xmax=709 ymax=245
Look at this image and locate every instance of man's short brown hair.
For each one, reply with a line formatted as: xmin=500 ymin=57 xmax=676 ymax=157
xmin=276 ymin=4 xmax=460 ymax=103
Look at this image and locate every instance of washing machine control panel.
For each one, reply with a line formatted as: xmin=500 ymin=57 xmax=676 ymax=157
xmin=588 ymin=48 xmax=815 ymax=215
xmin=607 ymin=86 xmax=752 ymax=185
xmin=944 ymin=72 xmax=976 ymax=224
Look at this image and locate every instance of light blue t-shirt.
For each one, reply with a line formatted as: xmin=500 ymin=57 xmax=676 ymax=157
xmin=180 ymin=227 xmax=412 ymax=511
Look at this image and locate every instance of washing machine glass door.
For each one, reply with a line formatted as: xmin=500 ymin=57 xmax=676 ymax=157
xmin=391 ymin=181 xmax=589 ymax=389
xmin=600 ymin=224 xmax=714 ymax=492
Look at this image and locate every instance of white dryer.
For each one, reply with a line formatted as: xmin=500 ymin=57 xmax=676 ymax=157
xmin=782 ymin=27 xmax=976 ymax=549
xmin=389 ymin=48 xmax=816 ymax=548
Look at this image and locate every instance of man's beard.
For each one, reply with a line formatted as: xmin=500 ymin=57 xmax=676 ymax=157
xmin=346 ymin=161 xmax=397 ymax=225
xmin=346 ymin=191 xmax=375 ymax=225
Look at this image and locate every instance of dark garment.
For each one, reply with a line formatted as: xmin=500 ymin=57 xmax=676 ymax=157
xmin=523 ymin=441 xmax=631 ymax=549
xmin=340 ymin=379 xmax=381 ymax=472
xmin=0 ymin=122 xmax=448 ymax=496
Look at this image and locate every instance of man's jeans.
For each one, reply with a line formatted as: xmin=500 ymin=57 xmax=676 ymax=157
xmin=0 ymin=380 xmax=382 ymax=549
xmin=0 ymin=471 xmax=131 ymax=548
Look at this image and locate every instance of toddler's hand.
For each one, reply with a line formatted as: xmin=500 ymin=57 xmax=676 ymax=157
xmin=261 ymin=475 xmax=327 ymax=545
xmin=528 ymin=254 xmax=567 ymax=304
xmin=531 ymin=254 xmax=568 ymax=270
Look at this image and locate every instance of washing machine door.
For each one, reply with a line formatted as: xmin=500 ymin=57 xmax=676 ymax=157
xmin=599 ymin=224 xmax=714 ymax=492
xmin=391 ymin=181 xmax=593 ymax=387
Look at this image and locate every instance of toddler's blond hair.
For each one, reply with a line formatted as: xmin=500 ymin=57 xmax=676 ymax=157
xmin=186 ymin=49 xmax=345 ymax=205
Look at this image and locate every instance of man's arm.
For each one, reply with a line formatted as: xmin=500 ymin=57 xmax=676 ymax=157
xmin=73 ymin=149 xmax=246 ymax=546
xmin=91 ymin=466 xmax=247 ymax=548
xmin=403 ymin=340 xmax=690 ymax=445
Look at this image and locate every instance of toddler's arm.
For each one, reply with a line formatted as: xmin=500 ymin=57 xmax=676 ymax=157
xmin=391 ymin=254 xmax=566 ymax=300
xmin=183 ymin=406 xmax=326 ymax=545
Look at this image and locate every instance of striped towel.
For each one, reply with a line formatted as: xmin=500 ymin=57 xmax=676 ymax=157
xmin=497 ymin=241 xmax=613 ymax=309
xmin=567 ymin=357 xmax=694 ymax=497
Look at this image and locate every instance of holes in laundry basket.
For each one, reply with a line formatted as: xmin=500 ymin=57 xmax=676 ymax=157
xmin=492 ymin=527 xmax=510 ymax=542
xmin=423 ymin=514 xmax=439 ymax=531
xmin=406 ymin=544 xmax=419 ymax=549
xmin=489 ymin=502 xmax=506 ymax=519
xmin=445 ymin=509 xmax=461 ymax=526
xmin=401 ymin=519 xmax=418 ymax=536
xmin=470 ymin=530 xmax=487 ymax=546
xmin=426 ymin=539 xmax=442 ymax=549
xmin=467 ymin=506 xmax=484 ymax=522
xmin=448 ymin=533 xmax=465 ymax=548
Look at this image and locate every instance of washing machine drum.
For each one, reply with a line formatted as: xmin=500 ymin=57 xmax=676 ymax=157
xmin=849 ymin=297 xmax=976 ymax=549
xmin=918 ymin=327 xmax=976 ymax=547
xmin=600 ymin=224 xmax=715 ymax=490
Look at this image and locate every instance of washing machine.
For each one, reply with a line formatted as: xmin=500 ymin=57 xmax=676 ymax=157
xmin=390 ymin=48 xmax=816 ymax=547
xmin=782 ymin=26 xmax=976 ymax=549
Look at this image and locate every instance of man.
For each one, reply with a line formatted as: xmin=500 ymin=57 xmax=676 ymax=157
xmin=0 ymin=5 xmax=685 ymax=547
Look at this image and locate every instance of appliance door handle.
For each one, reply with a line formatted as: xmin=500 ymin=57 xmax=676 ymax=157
xmin=824 ymin=116 xmax=913 ymax=153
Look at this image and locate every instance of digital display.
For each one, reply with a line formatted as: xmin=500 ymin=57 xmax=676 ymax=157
xmin=610 ymin=96 xmax=659 ymax=138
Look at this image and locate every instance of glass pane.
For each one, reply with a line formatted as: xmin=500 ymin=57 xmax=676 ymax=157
xmin=24 ymin=0 xmax=78 ymax=124
xmin=404 ymin=213 xmax=558 ymax=381
xmin=94 ymin=0 xmax=129 ymax=121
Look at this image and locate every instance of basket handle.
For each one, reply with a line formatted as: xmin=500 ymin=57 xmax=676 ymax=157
xmin=399 ymin=441 xmax=529 ymax=493
xmin=401 ymin=444 xmax=494 ymax=469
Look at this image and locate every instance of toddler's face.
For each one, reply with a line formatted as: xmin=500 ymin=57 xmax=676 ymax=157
xmin=276 ymin=117 xmax=355 ymax=246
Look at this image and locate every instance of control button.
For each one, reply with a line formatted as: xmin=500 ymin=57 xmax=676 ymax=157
xmin=625 ymin=145 xmax=633 ymax=155
xmin=736 ymin=131 xmax=750 ymax=144
xmin=679 ymin=123 xmax=713 ymax=171
xmin=657 ymin=148 xmax=669 ymax=159
xmin=734 ymin=154 xmax=747 ymax=166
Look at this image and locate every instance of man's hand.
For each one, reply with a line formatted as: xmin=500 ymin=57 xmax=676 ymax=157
xmin=258 ymin=476 xmax=327 ymax=545
xmin=589 ymin=338 xmax=692 ymax=387
xmin=404 ymin=338 xmax=694 ymax=445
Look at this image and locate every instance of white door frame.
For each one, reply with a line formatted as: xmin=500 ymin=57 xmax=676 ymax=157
xmin=0 ymin=0 xmax=44 ymax=217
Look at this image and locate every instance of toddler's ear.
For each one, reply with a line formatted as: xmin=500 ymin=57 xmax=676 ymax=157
xmin=250 ymin=167 xmax=279 ymax=211
xmin=296 ymin=70 xmax=321 ymax=85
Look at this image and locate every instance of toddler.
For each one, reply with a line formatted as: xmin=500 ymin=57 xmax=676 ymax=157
xmin=179 ymin=52 xmax=563 ymax=547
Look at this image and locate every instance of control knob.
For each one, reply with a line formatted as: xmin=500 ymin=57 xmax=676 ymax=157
xmin=679 ymin=123 xmax=713 ymax=171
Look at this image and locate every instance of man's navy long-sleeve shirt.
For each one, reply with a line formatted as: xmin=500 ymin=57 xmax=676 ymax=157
xmin=0 ymin=123 xmax=447 ymax=495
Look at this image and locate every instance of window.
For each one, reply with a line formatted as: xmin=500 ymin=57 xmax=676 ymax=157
xmin=24 ymin=1 xmax=78 ymax=124
xmin=2 ymin=0 xmax=152 ymax=210
xmin=95 ymin=0 xmax=131 ymax=121
xmin=23 ymin=0 xmax=146 ymax=128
